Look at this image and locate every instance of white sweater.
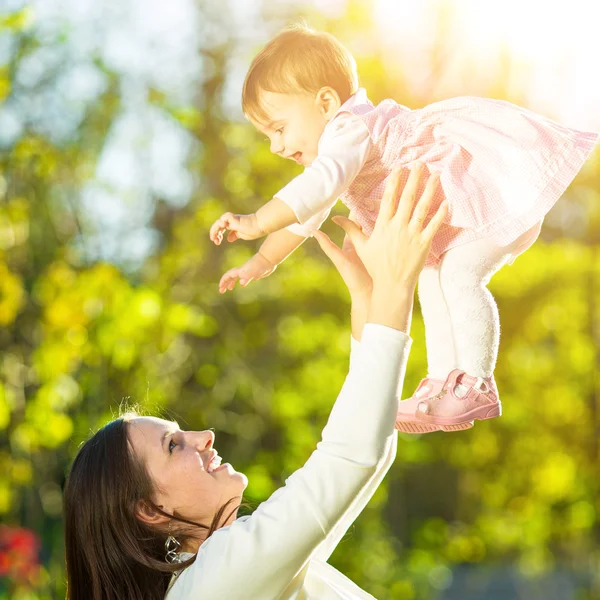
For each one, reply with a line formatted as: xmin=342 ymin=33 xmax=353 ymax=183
xmin=166 ymin=324 xmax=411 ymax=600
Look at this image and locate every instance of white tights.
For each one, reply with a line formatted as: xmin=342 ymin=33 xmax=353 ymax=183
xmin=417 ymin=223 xmax=542 ymax=380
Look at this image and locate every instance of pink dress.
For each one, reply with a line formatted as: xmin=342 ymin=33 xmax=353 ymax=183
xmin=340 ymin=96 xmax=598 ymax=264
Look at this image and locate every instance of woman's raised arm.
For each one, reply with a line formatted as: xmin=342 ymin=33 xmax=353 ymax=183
xmin=168 ymin=167 xmax=446 ymax=600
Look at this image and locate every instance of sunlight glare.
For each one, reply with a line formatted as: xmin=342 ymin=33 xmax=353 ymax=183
xmin=373 ymin=0 xmax=600 ymax=128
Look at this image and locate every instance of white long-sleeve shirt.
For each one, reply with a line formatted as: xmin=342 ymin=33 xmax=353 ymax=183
xmin=282 ymin=89 xmax=373 ymax=238
xmin=166 ymin=324 xmax=411 ymax=600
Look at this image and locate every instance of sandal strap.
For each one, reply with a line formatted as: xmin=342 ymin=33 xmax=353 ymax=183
xmin=418 ymin=370 xmax=493 ymax=412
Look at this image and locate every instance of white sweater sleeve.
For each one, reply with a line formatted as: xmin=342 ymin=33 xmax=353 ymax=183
xmin=276 ymin=113 xmax=371 ymax=228
xmin=311 ymin=334 xmax=407 ymax=563
xmin=167 ymin=324 xmax=411 ymax=600
xmin=285 ymin=205 xmax=332 ymax=238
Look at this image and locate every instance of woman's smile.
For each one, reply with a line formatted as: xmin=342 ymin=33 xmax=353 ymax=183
xmin=205 ymin=452 xmax=222 ymax=473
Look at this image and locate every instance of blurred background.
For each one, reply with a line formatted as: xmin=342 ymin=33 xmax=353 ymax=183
xmin=1 ymin=0 xmax=599 ymax=598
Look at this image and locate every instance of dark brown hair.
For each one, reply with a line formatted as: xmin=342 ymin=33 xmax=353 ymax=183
xmin=242 ymin=23 xmax=359 ymax=123
xmin=64 ymin=413 xmax=237 ymax=600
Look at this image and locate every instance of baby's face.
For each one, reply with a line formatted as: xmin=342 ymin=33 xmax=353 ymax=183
xmin=249 ymin=91 xmax=331 ymax=167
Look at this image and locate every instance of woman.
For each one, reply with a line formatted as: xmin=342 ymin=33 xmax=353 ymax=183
xmin=64 ymin=166 xmax=447 ymax=600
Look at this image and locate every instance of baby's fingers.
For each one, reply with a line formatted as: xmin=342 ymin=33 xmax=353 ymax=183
xmin=210 ymin=213 xmax=239 ymax=245
xmin=210 ymin=214 xmax=235 ymax=245
xmin=219 ymin=269 xmax=240 ymax=294
xmin=210 ymin=219 xmax=226 ymax=245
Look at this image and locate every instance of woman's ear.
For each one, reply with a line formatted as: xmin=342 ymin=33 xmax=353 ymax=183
xmin=135 ymin=500 xmax=171 ymax=526
xmin=315 ymin=87 xmax=341 ymax=119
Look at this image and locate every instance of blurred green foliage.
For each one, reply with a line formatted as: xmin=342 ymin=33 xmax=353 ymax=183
xmin=0 ymin=1 xmax=599 ymax=599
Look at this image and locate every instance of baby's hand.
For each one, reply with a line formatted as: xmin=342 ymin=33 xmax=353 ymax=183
xmin=219 ymin=252 xmax=276 ymax=294
xmin=209 ymin=212 xmax=265 ymax=245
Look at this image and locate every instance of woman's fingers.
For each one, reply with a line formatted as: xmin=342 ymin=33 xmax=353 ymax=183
xmin=408 ymin=171 xmax=440 ymax=226
xmin=313 ymin=230 xmax=345 ymax=268
xmin=332 ymin=216 xmax=367 ymax=250
xmin=394 ymin=163 xmax=424 ymax=225
xmin=423 ymin=199 xmax=449 ymax=240
xmin=378 ymin=167 xmax=404 ymax=222
xmin=314 ymin=229 xmax=372 ymax=296
xmin=341 ymin=234 xmax=357 ymax=254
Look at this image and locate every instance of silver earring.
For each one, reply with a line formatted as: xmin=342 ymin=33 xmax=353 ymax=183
xmin=165 ymin=520 xmax=182 ymax=564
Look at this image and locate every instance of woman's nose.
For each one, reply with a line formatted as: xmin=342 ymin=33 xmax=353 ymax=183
xmin=189 ymin=430 xmax=214 ymax=451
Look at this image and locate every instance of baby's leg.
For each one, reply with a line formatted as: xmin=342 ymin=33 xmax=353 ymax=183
xmin=418 ymin=266 xmax=456 ymax=379
xmin=438 ymin=225 xmax=540 ymax=378
xmin=395 ymin=223 xmax=542 ymax=433
xmin=395 ymin=266 xmax=456 ymax=428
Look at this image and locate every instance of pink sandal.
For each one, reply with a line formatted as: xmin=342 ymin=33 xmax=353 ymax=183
xmin=395 ymin=378 xmax=447 ymax=434
xmin=415 ymin=369 xmax=501 ymax=430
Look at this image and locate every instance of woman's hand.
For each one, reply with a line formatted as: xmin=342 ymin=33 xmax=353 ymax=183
xmin=316 ymin=231 xmax=374 ymax=340
xmin=313 ymin=229 xmax=371 ymax=300
xmin=335 ymin=164 xmax=446 ymax=289
xmin=313 ymin=228 xmax=373 ymax=340
xmin=324 ymin=164 xmax=447 ymax=333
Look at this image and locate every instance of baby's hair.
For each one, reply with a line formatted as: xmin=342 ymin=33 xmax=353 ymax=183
xmin=242 ymin=23 xmax=359 ymax=124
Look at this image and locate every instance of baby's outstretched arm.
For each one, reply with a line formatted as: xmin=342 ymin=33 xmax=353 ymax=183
xmin=210 ymin=114 xmax=371 ymax=246
xmin=209 ymin=212 xmax=263 ymax=245
xmin=256 ymin=198 xmax=299 ymax=234
xmin=219 ymin=253 xmax=275 ymax=294
xmin=219 ymin=228 xmax=305 ymax=293
xmin=210 ymin=199 xmax=298 ymax=245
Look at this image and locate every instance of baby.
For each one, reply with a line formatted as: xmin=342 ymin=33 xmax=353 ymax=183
xmin=209 ymin=24 xmax=598 ymax=433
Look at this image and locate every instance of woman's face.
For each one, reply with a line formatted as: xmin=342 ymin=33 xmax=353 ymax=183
xmin=127 ymin=417 xmax=247 ymax=527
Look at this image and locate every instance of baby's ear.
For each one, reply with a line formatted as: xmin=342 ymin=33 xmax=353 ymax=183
xmin=316 ymin=87 xmax=341 ymax=118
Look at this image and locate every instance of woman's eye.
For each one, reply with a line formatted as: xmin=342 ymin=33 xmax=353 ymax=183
xmin=276 ymin=127 xmax=284 ymax=134
xmin=169 ymin=439 xmax=177 ymax=454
